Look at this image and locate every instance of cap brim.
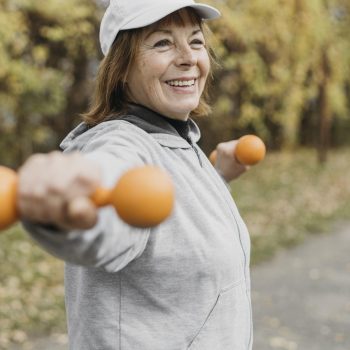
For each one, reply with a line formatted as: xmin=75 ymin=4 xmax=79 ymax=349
xmin=189 ymin=3 xmax=221 ymax=20
xmin=123 ymin=2 xmax=221 ymax=31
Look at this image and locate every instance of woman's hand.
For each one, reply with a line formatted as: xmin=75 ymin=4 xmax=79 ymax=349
xmin=17 ymin=152 xmax=102 ymax=230
xmin=213 ymin=141 xmax=249 ymax=183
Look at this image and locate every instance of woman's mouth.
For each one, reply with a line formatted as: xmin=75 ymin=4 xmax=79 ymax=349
xmin=165 ymin=78 xmax=196 ymax=87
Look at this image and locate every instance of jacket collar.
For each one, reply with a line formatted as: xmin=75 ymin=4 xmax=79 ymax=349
xmin=60 ymin=104 xmax=201 ymax=151
xmin=119 ymin=104 xmax=201 ymax=149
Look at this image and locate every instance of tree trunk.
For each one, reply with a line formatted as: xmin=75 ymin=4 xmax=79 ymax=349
xmin=317 ymin=50 xmax=331 ymax=164
xmin=15 ymin=112 xmax=33 ymax=167
xmin=58 ymin=50 xmax=90 ymax=142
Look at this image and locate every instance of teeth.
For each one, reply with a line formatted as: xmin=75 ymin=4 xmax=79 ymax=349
xmin=167 ymin=79 xmax=195 ymax=87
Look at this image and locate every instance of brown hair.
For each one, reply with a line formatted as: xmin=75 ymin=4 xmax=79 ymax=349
xmin=82 ymin=8 xmax=216 ymax=126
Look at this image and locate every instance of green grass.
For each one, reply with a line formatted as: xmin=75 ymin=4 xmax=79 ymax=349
xmin=0 ymin=227 xmax=65 ymax=348
xmin=0 ymin=148 xmax=350 ymax=347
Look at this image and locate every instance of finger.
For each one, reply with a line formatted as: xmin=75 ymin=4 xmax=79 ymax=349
xmin=19 ymin=203 xmax=46 ymax=223
xmin=65 ymin=197 xmax=98 ymax=230
xmin=44 ymin=195 xmax=67 ymax=224
xmin=17 ymin=185 xmax=50 ymax=222
xmin=19 ymin=201 xmax=55 ymax=224
xmin=216 ymin=141 xmax=239 ymax=160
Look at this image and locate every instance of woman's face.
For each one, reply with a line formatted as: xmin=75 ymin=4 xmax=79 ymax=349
xmin=127 ymin=16 xmax=210 ymax=121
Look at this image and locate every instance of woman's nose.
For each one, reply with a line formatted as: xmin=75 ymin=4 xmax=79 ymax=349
xmin=174 ymin=44 xmax=197 ymax=66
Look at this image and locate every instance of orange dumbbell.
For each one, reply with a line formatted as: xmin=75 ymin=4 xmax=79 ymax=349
xmin=0 ymin=165 xmax=175 ymax=230
xmin=209 ymin=135 xmax=266 ymax=166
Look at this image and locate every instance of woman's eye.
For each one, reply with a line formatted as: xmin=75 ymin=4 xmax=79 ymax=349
xmin=191 ymin=39 xmax=205 ymax=48
xmin=154 ymin=39 xmax=173 ymax=48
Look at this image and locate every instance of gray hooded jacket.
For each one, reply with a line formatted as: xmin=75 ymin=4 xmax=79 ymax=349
xmin=24 ymin=104 xmax=253 ymax=350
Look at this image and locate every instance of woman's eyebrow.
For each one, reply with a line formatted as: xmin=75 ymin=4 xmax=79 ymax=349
xmin=145 ymin=29 xmax=202 ymax=39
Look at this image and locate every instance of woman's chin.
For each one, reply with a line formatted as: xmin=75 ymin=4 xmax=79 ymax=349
xmin=167 ymin=101 xmax=199 ymax=115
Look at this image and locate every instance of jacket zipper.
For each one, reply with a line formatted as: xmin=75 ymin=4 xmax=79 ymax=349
xmin=187 ymin=137 xmax=203 ymax=167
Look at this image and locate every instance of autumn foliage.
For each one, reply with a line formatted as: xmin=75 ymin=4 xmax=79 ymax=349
xmin=0 ymin=0 xmax=349 ymax=166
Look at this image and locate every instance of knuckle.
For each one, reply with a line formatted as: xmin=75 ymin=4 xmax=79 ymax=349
xmin=19 ymin=186 xmax=46 ymax=201
xmin=216 ymin=142 xmax=225 ymax=151
xmin=74 ymin=172 xmax=98 ymax=190
xmin=28 ymin=153 xmax=47 ymax=165
xmin=47 ymin=182 xmax=66 ymax=195
xmin=31 ymin=187 xmax=47 ymax=201
xmin=16 ymin=179 xmax=29 ymax=197
xmin=48 ymin=151 xmax=63 ymax=162
xmin=75 ymin=172 xmax=92 ymax=185
xmin=49 ymin=150 xmax=62 ymax=157
xmin=19 ymin=155 xmax=44 ymax=173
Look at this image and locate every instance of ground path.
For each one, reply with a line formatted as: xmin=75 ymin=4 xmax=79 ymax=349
xmin=252 ymin=222 xmax=350 ymax=349
xmin=9 ymin=222 xmax=350 ymax=349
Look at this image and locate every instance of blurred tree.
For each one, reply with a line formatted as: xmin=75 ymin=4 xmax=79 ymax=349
xmin=0 ymin=0 xmax=349 ymax=166
xmin=0 ymin=0 xmax=101 ymax=167
xmin=199 ymin=0 xmax=350 ymax=162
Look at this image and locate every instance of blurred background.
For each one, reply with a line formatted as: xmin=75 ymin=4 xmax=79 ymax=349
xmin=0 ymin=0 xmax=349 ymax=348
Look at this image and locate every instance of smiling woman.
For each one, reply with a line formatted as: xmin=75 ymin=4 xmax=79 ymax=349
xmin=126 ymin=11 xmax=210 ymax=121
xmin=83 ymin=7 xmax=215 ymax=125
xmin=18 ymin=1 xmax=253 ymax=349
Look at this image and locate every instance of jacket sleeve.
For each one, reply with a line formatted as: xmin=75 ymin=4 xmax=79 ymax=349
xmin=22 ymin=122 xmax=154 ymax=273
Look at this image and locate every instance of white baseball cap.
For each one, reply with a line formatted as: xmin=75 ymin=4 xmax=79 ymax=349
xmin=100 ymin=0 xmax=221 ymax=56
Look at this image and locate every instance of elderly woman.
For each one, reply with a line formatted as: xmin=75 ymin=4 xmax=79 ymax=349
xmin=19 ymin=0 xmax=252 ymax=349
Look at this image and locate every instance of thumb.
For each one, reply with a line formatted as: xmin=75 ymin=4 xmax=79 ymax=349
xmin=66 ymin=197 xmax=98 ymax=229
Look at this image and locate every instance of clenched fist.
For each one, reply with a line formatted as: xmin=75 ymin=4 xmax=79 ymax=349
xmin=17 ymin=151 xmax=102 ymax=230
xmin=213 ymin=141 xmax=249 ymax=182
